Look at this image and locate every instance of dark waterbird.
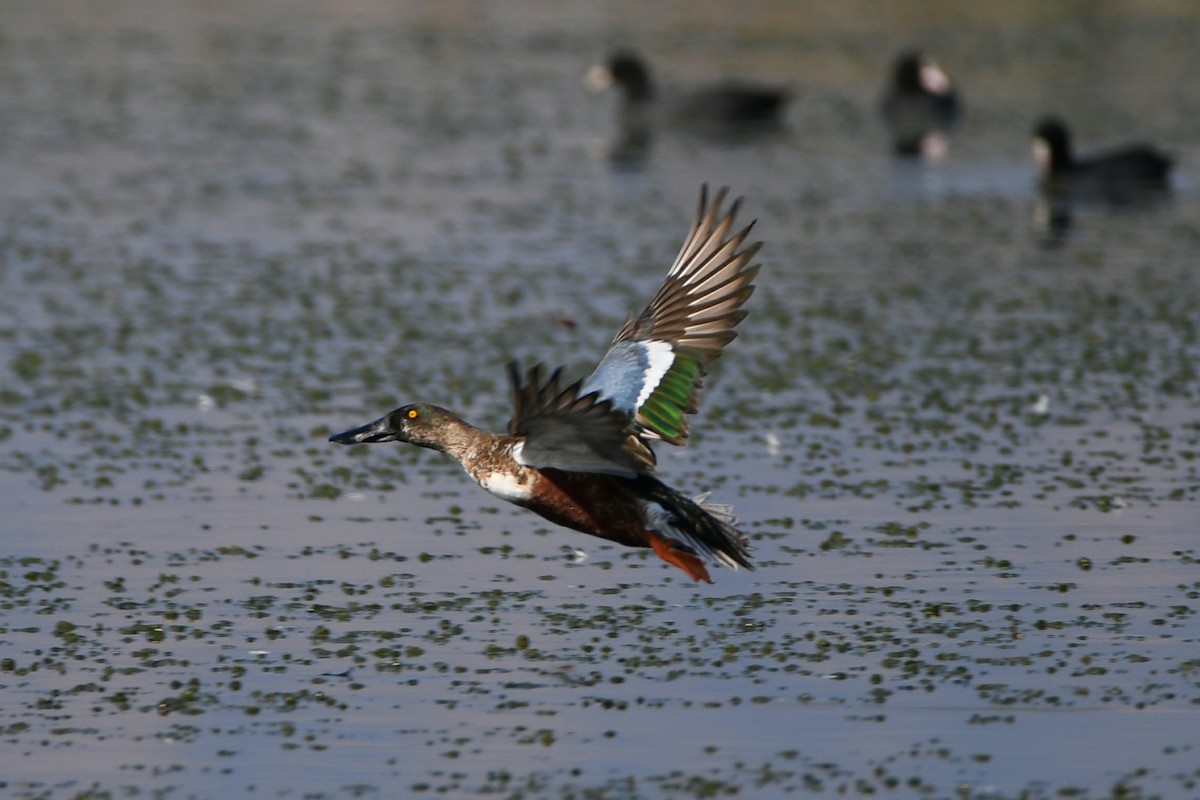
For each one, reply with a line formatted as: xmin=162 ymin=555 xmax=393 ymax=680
xmin=881 ymin=50 xmax=959 ymax=158
xmin=330 ymin=186 xmax=762 ymax=583
xmin=586 ymin=50 xmax=790 ymax=129
xmin=1032 ymin=117 xmax=1173 ymax=202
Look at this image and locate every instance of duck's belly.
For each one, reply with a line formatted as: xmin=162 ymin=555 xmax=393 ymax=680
xmin=521 ymin=470 xmax=649 ymax=548
xmin=472 ymin=464 xmax=649 ymax=548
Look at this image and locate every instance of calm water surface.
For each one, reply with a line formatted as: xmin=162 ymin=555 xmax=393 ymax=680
xmin=2 ymin=2 xmax=1199 ymax=798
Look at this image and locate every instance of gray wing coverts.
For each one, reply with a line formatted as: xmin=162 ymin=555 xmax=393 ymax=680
xmin=507 ymin=362 xmax=652 ymax=478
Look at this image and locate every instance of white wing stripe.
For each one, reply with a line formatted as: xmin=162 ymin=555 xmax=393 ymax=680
xmin=635 ymin=340 xmax=676 ymax=410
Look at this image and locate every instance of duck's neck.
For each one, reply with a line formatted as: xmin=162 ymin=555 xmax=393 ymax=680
xmin=413 ymin=414 xmax=500 ymax=464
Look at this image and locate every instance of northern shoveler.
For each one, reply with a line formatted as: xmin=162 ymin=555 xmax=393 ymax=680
xmin=1033 ymin=117 xmax=1173 ymax=202
xmin=330 ymin=186 xmax=762 ymax=583
xmin=881 ymin=50 xmax=959 ymax=158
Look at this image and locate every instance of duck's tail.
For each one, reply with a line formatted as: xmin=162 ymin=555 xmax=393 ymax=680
xmin=636 ymin=476 xmax=753 ymax=583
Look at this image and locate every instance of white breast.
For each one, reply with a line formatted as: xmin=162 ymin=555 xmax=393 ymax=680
xmin=477 ymin=468 xmax=533 ymax=502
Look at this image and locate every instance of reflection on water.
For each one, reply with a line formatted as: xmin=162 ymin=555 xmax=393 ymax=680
xmin=2 ymin=1 xmax=1199 ymax=798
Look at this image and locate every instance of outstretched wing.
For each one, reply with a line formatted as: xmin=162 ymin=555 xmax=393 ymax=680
xmin=582 ymin=185 xmax=761 ymax=446
xmin=506 ymin=362 xmax=655 ymax=478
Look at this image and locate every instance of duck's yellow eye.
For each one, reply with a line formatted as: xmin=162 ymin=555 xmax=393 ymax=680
xmin=407 ymin=409 xmax=419 ymax=419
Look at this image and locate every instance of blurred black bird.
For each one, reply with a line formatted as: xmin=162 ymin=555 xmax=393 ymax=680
xmin=1032 ymin=117 xmax=1173 ymax=202
xmin=586 ymin=50 xmax=790 ymax=130
xmin=881 ymin=50 xmax=959 ymax=158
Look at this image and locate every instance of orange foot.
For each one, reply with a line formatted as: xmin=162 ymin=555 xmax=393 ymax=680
xmin=647 ymin=531 xmax=712 ymax=583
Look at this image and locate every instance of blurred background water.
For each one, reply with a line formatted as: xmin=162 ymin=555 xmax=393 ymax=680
xmin=2 ymin=2 xmax=1198 ymax=798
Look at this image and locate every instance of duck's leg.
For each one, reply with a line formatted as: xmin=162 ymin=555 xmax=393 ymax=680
xmin=647 ymin=531 xmax=712 ymax=583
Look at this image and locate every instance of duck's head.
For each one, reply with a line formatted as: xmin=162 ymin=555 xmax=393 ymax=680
xmin=329 ymin=403 xmax=463 ymax=451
